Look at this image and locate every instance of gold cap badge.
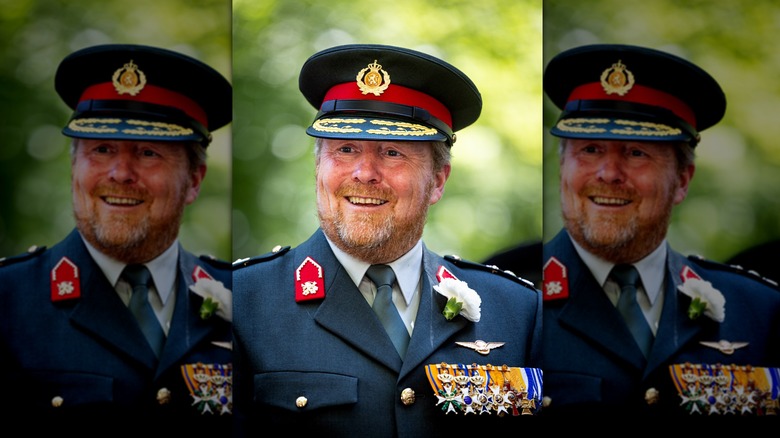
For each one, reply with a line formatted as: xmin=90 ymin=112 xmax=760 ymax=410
xmin=600 ymin=60 xmax=634 ymax=96
xmin=112 ymin=60 xmax=147 ymax=96
xmin=356 ymin=60 xmax=390 ymax=96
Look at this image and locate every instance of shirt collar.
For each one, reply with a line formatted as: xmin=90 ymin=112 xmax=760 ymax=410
xmin=569 ymin=235 xmax=667 ymax=304
xmin=325 ymin=237 xmax=423 ymax=306
xmin=81 ymin=233 xmax=180 ymax=304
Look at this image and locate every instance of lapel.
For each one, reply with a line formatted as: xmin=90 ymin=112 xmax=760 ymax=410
xmin=62 ymin=230 xmax=158 ymax=369
xmin=548 ymin=230 xmax=647 ymax=370
xmin=644 ymin=246 xmax=705 ymax=375
xmin=399 ymin=247 xmax=467 ymax=380
xmin=307 ymin=230 xmax=404 ymax=372
xmin=156 ymin=248 xmax=220 ymax=376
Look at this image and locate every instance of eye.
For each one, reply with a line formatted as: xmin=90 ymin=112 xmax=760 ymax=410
xmin=386 ymin=149 xmax=401 ymax=157
xmin=628 ymin=148 xmax=647 ymax=157
xmin=141 ymin=148 xmax=161 ymax=157
xmin=338 ymin=145 xmax=355 ymax=153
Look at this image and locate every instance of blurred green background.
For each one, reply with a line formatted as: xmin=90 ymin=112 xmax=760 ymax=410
xmin=543 ymin=0 xmax=780 ymax=263
xmin=0 ymin=0 xmax=232 ymax=261
xmin=232 ymin=0 xmax=543 ymax=263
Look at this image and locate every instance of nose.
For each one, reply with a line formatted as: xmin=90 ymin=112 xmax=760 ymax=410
xmin=352 ymin=151 xmax=382 ymax=184
xmin=596 ymin=153 xmax=627 ymax=184
xmin=108 ymin=151 xmax=139 ymax=184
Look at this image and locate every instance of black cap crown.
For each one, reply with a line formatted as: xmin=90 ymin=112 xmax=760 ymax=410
xmin=299 ymin=44 xmax=482 ymax=146
xmin=55 ymin=44 xmax=232 ymax=146
xmin=544 ymin=44 xmax=726 ymax=146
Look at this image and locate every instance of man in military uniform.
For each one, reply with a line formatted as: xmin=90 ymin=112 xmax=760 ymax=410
xmin=541 ymin=44 xmax=780 ymax=416
xmin=233 ymin=44 xmax=543 ymax=435
xmin=0 ymin=44 xmax=233 ymax=433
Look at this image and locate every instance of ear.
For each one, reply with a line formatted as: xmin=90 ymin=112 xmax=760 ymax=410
xmin=185 ymin=163 xmax=207 ymax=205
xmin=428 ymin=163 xmax=451 ymax=205
xmin=673 ymin=163 xmax=695 ymax=205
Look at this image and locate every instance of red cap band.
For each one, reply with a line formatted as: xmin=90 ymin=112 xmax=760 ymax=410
xmin=322 ymin=82 xmax=452 ymax=128
xmin=567 ymin=82 xmax=696 ymax=128
xmin=78 ymin=82 xmax=209 ymax=128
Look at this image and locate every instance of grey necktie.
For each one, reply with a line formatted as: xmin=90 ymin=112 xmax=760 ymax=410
xmin=123 ymin=264 xmax=166 ymax=357
xmin=611 ymin=264 xmax=653 ymax=358
xmin=365 ymin=264 xmax=409 ymax=358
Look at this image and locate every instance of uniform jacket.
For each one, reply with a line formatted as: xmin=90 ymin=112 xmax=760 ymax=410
xmin=542 ymin=229 xmax=780 ymax=416
xmin=0 ymin=229 xmax=233 ymax=434
xmin=232 ymin=229 xmax=542 ymax=436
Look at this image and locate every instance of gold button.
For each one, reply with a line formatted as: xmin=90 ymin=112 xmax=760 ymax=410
xmin=51 ymin=396 xmax=64 ymax=408
xmin=296 ymin=396 xmax=308 ymax=408
xmin=542 ymin=396 xmax=552 ymax=408
xmin=157 ymin=387 xmax=172 ymax=405
xmin=401 ymin=388 xmax=415 ymax=405
xmin=645 ymin=387 xmax=659 ymax=405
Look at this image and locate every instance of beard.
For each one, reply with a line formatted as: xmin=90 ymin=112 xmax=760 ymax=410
xmin=562 ymin=186 xmax=676 ymax=264
xmin=318 ymin=181 xmax=433 ymax=264
xmin=74 ymin=184 xmax=187 ymax=264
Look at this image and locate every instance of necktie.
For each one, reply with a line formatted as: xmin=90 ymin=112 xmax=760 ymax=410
xmin=365 ymin=264 xmax=409 ymax=358
xmin=123 ymin=264 xmax=166 ymax=357
xmin=611 ymin=264 xmax=653 ymax=358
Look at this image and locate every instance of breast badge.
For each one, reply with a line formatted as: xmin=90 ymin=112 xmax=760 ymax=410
xmin=424 ymin=363 xmax=543 ymax=416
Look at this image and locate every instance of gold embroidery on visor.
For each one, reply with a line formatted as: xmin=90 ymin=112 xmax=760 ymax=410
xmin=556 ymin=118 xmax=682 ymax=137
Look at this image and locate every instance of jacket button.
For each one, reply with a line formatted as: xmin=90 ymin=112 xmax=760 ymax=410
xmin=157 ymin=387 xmax=172 ymax=405
xmin=296 ymin=396 xmax=308 ymax=408
xmin=51 ymin=396 xmax=64 ymax=407
xmin=401 ymin=388 xmax=415 ymax=405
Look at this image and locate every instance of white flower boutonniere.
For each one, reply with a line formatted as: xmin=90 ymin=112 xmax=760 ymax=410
xmin=189 ymin=278 xmax=232 ymax=322
xmin=677 ymin=278 xmax=725 ymax=322
xmin=434 ymin=277 xmax=481 ymax=322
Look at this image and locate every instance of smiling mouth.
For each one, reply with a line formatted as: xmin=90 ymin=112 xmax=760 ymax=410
xmin=102 ymin=196 xmax=143 ymax=206
xmin=347 ymin=196 xmax=386 ymax=205
xmin=590 ymin=196 xmax=630 ymax=206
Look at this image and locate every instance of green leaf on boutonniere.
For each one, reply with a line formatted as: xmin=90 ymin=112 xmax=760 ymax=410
xmin=200 ymin=297 xmax=219 ymax=320
xmin=442 ymin=297 xmax=463 ymax=321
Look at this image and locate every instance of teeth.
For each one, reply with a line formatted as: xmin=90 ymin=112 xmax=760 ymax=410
xmin=348 ymin=196 xmax=385 ymax=205
xmin=592 ymin=196 xmax=629 ymax=205
xmin=104 ymin=196 xmax=142 ymax=206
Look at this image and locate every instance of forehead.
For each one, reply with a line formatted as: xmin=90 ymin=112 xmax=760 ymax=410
xmin=320 ymin=138 xmax=434 ymax=153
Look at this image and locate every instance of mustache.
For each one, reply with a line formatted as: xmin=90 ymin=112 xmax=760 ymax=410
xmin=334 ymin=183 xmax=394 ymax=201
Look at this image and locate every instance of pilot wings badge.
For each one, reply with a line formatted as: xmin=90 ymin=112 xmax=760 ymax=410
xmin=455 ymin=340 xmax=505 ymax=355
xmin=699 ymin=339 xmax=749 ymax=355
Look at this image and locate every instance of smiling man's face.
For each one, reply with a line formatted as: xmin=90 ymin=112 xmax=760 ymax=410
xmin=71 ymin=138 xmax=204 ymax=263
xmin=315 ymin=139 xmax=449 ymax=264
xmin=559 ymin=138 xmax=694 ymax=263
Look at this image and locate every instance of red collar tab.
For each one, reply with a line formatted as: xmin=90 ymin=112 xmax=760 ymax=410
xmin=567 ymin=82 xmax=696 ymax=128
xmin=436 ymin=265 xmax=459 ymax=282
xmin=78 ymin=82 xmax=209 ymax=128
xmin=192 ymin=265 xmax=214 ymax=282
xmin=51 ymin=257 xmax=81 ymax=302
xmin=543 ymin=257 xmax=569 ymax=301
xmin=295 ymin=256 xmax=325 ymax=302
xmin=322 ymin=82 xmax=453 ymax=128
xmin=680 ymin=265 xmax=702 ymax=282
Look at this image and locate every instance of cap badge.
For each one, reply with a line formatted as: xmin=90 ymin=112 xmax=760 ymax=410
xmin=356 ymin=60 xmax=391 ymax=96
xmin=600 ymin=60 xmax=634 ymax=96
xmin=112 ymin=60 xmax=147 ymax=96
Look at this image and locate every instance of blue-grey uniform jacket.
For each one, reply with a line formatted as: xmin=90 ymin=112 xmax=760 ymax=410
xmin=0 ymin=229 xmax=233 ymax=434
xmin=233 ymin=229 xmax=542 ymax=436
xmin=542 ymin=229 xmax=780 ymax=416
